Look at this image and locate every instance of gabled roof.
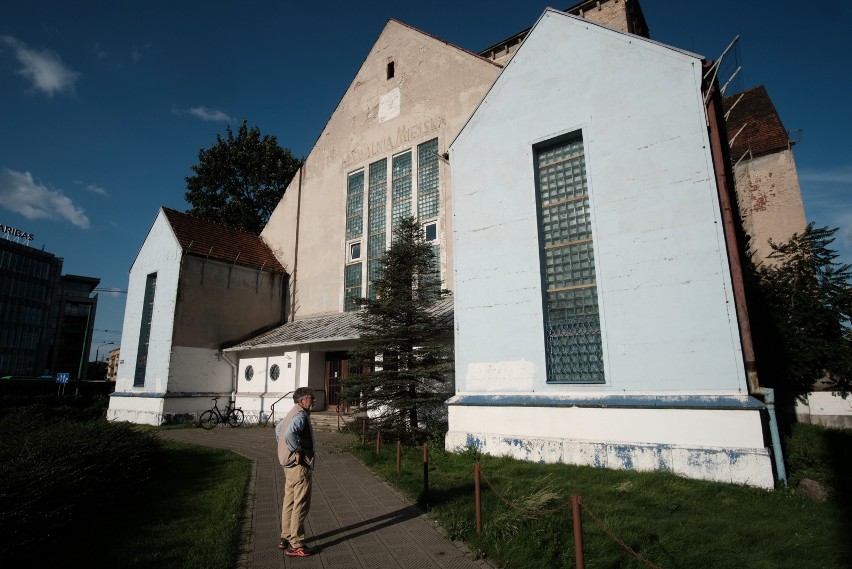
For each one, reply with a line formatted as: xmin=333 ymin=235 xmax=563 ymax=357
xmin=162 ymin=208 xmax=284 ymax=273
xmin=723 ymin=85 xmax=790 ymax=160
xmin=225 ymin=296 xmax=453 ymax=351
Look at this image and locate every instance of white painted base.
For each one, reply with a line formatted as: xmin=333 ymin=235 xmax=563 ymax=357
xmin=107 ymin=396 xmax=165 ymax=426
xmin=446 ymin=404 xmax=775 ymax=489
xmin=795 ymin=391 xmax=852 ymax=429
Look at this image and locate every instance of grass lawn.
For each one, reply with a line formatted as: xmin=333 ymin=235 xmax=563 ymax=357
xmin=349 ymin=424 xmax=851 ymax=569
xmin=68 ymin=439 xmax=250 ymax=568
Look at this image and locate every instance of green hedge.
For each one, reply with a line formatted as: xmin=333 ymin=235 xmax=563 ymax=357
xmin=0 ymin=407 xmax=161 ymax=561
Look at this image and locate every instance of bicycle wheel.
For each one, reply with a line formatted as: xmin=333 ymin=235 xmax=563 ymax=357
xmin=199 ymin=410 xmax=218 ymax=430
xmin=227 ymin=408 xmax=244 ymax=427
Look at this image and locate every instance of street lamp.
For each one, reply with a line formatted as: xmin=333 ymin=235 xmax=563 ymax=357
xmin=95 ymin=342 xmax=115 ymax=363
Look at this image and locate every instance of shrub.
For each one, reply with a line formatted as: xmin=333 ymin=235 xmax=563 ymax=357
xmin=0 ymin=409 xmax=161 ymax=560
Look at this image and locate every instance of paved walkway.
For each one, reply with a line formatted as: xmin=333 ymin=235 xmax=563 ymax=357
xmin=161 ymin=425 xmax=489 ymax=568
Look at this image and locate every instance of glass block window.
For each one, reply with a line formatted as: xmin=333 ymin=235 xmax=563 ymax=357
xmin=535 ymin=136 xmax=603 ymax=383
xmin=367 ymin=259 xmax=382 ymax=300
xmin=346 ymin=171 xmax=364 ymax=239
xmin=417 ymin=138 xmax=439 ymax=219
xmin=134 ymin=272 xmax=157 ymax=387
xmin=367 ymin=159 xmax=387 ymax=300
xmin=344 ymin=263 xmax=362 ymax=312
xmin=391 ymin=151 xmax=412 ymax=228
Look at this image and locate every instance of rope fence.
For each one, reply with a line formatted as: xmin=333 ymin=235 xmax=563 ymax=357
xmin=371 ymin=437 xmax=666 ymax=569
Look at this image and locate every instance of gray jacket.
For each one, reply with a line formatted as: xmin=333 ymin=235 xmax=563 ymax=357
xmin=276 ymin=404 xmax=314 ymax=468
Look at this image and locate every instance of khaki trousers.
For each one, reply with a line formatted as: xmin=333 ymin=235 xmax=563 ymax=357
xmin=281 ymin=464 xmax=312 ymax=548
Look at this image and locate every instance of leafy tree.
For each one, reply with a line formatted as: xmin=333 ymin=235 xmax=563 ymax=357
xmin=342 ymin=217 xmax=454 ymax=442
xmin=748 ymin=224 xmax=852 ymax=400
xmin=184 ymin=120 xmax=302 ymax=233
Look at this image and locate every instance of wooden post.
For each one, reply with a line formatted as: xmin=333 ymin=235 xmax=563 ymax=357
xmin=474 ymin=462 xmax=482 ymax=536
xmin=396 ymin=440 xmax=401 ymax=474
xmin=572 ymin=495 xmax=585 ymax=569
xmin=376 ymin=430 xmax=381 ymax=456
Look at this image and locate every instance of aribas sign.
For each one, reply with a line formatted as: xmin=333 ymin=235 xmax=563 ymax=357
xmin=1 ymin=224 xmax=35 ymax=241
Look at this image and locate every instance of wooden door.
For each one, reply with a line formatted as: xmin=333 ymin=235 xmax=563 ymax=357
xmin=324 ymin=352 xmax=350 ymax=413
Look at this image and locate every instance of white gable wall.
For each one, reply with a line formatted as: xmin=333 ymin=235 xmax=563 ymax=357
xmin=108 ymin=209 xmax=182 ymax=424
xmin=448 ymin=11 xmax=772 ymax=487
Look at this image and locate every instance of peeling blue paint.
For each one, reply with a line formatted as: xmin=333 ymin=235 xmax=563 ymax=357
xmin=613 ymin=445 xmax=634 ymax=469
xmin=448 ymin=394 xmax=764 ymax=410
xmin=465 ymin=434 xmax=484 ymax=451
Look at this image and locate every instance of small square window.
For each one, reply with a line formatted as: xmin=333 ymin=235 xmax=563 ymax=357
xmin=350 ymin=242 xmax=362 ymax=261
xmin=424 ymin=222 xmax=437 ymax=242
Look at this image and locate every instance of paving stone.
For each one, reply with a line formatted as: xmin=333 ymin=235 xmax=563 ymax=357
xmin=161 ymin=428 xmax=489 ymax=568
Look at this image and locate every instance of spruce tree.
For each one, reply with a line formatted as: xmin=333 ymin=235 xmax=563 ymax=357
xmin=748 ymin=224 xmax=852 ymax=399
xmin=342 ymin=216 xmax=454 ymax=442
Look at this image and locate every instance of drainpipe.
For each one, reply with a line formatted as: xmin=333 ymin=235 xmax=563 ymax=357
xmin=290 ymin=165 xmax=304 ymax=322
xmin=704 ymin=62 xmax=786 ymax=487
xmin=704 ymin=61 xmax=759 ymax=395
xmin=759 ymin=387 xmax=788 ymax=487
xmin=219 ymin=350 xmax=238 ymax=407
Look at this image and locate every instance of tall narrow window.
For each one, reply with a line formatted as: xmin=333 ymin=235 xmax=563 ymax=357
xmin=344 ymin=263 xmax=362 ymax=312
xmin=391 ymin=151 xmax=412 ymax=229
xmin=134 ymin=272 xmax=157 ymax=387
xmin=346 ymin=171 xmax=364 ymax=239
xmin=366 ymin=158 xmax=387 ymax=299
xmin=386 ymin=61 xmax=395 ymax=80
xmin=344 ymin=170 xmax=365 ymax=311
xmin=535 ymin=135 xmax=603 ymax=383
xmin=417 ymin=138 xmax=439 ymax=219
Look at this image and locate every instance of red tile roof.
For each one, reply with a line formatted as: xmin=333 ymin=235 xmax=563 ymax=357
xmin=162 ymin=208 xmax=284 ymax=273
xmin=723 ymin=85 xmax=790 ymax=160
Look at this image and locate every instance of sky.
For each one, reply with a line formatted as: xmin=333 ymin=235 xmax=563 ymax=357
xmin=2 ymin=1 xmax=850 ymax=360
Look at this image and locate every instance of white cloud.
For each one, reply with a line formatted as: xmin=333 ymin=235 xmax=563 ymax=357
xmin=188 ymin=106 xmax=233 ymax=123
xmin=74 ymin=180 xmax=109 ymax=197
xmin=798 ymin=166 xmax=852 ymax=184
xmin=1 ymin=35 xmax=80 ymax=96
xmin=0 ymin=169 xmax=90 ymax=229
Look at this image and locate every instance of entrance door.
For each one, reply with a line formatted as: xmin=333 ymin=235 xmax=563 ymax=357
xmin=325 ymin=352 xmax=350 ymax=413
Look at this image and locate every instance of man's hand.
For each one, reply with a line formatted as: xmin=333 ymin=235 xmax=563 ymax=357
xmin=292 ymin=451 xmax=301 ymax=465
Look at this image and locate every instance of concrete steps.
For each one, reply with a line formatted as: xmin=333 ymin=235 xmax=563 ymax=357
xmin=310 ymin=411 xmax=345 ymax=433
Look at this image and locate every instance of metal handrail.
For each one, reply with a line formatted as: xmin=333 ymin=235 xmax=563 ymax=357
xmin=263 ymin=389 xmax=327 ymax=427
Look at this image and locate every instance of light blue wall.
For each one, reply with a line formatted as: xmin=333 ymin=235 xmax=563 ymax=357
xmin=450 ymin=10 xmax=746 ymax=396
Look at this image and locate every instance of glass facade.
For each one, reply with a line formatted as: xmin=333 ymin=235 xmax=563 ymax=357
xmin=0 ymin=240 xmax=98 ymax=379
xmin=344 ymin=137 xmax=442 ymax=309
xmin=535 ymin=136 xmax=604 ymax=383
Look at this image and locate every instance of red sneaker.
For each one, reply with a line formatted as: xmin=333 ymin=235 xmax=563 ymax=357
xmin=285 ymin=547 xmax=312 ymax=557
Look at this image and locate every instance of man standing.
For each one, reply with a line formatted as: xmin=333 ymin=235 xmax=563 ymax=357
xmin=276 ymin=387 xmax=315 ymax=557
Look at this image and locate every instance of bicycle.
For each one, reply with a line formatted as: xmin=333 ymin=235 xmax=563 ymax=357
xmin=198 ymin=397 xmax=245 ymax=430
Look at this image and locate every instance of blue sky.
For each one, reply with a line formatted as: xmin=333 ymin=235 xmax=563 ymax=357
xmin=2 ymin=1 xmax=850 ymax=359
